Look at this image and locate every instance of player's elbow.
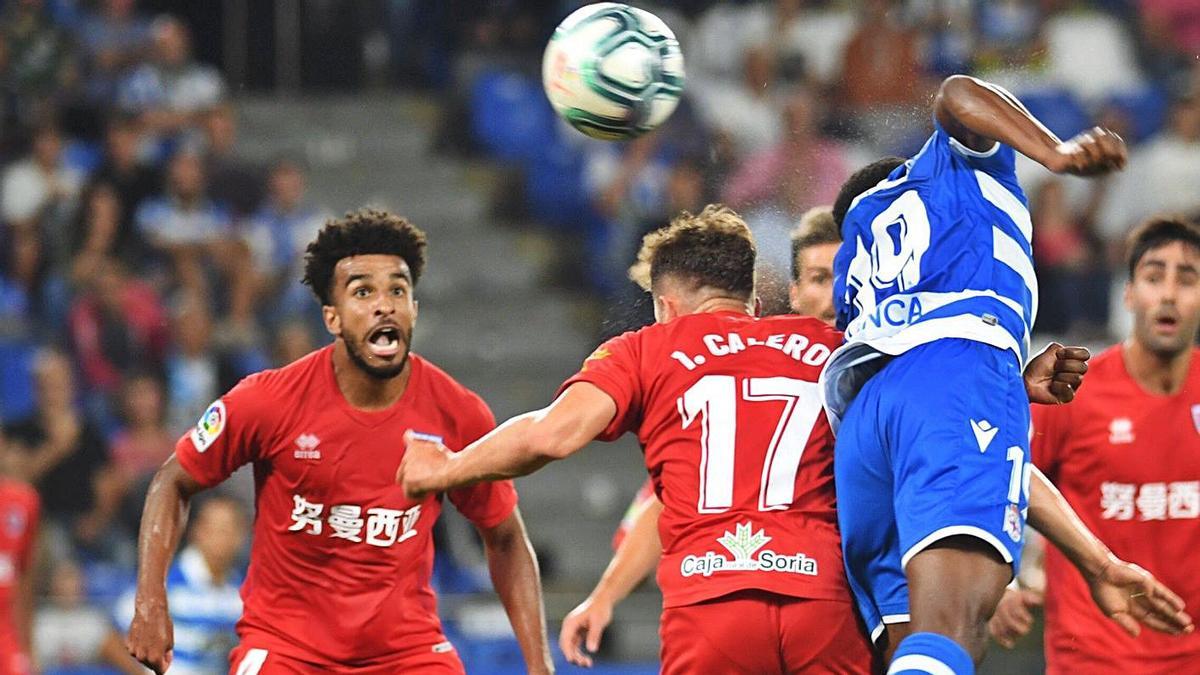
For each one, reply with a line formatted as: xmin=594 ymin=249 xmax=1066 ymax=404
xmin=934 ymin=74 xmax=980 ymax=123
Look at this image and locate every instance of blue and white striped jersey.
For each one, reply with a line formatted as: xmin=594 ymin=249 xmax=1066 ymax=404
xmin=832 ymin=120 xmax=1037 ymax=366
xmin=115 ymin=547 xmax=242 ymax=674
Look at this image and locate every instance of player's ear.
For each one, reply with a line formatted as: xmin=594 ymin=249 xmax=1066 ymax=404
xmin=654 ymin=294 xmax=675 ymax=324
xmin=322 ymin=304 xmax=340 ymax=337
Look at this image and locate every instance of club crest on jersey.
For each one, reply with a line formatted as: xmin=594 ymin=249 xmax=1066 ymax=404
xmin=190 ymin=400 xmax=226 ymax=453
xmin=1108 ymin=417 xmax=1134 ymax=444
xmin=679 ymin=522 xmax=818 ymax=579
xmin=1192 ymin=405 xmax=1200 ymax=435
xmin=293 ymin=434 xmax=321 ymax=460
xmin=1003 ymin=503 xmax=1023 ymax=543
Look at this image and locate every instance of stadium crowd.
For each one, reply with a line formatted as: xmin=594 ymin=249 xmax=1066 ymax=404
xmin=0 ymin=0 xmax=1197 ymax=672
xmin=445 ymin=0 xmax=1200 ymax=337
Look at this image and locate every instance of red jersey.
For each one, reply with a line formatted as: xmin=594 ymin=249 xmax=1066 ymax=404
xmin=561 ymin=311 xmax=851 ymax=608
xmin=0 ymin=479 xmax=38 ymax=675
xmin=175 ymin=347 xmax=517 ymax=669
xmin=1032 ymin=345 xmax=1200 ymax=674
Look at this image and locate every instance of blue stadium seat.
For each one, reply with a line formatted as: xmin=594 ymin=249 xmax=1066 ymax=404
xmin=63 ymin=140 xmax=103 ymax=175
xmin=1018 ymin=88 xmax=1092 ymax=140
xmin=1106 ymin=86 xmax=1169 ymax=144
xmin=471 ymin=70 xmax=558 ymax=164
xmin=0 ymin=340 xmax=36 ymax=424
xmin=523 ymin=140 xmax=593 ymax=230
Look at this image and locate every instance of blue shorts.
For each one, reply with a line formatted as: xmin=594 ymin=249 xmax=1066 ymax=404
xmin=833 ymin=338 xmax=1030 ymax=642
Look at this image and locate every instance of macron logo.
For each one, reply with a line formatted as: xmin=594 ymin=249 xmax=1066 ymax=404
xmin=970 ymin=419 xmax=998 ymax=453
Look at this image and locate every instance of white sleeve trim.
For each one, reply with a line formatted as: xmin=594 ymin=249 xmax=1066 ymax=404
xmin=949 ymin=134 xmax=1001 ymax=159
xmin=901 ymin=525 xmax=1015 ymax=571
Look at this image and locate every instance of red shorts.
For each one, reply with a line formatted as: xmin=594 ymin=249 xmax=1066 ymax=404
xmin=660 ymin=590 xmax=877 ymax=675
xmin=228 ymin=642 xmax=464 ymax=674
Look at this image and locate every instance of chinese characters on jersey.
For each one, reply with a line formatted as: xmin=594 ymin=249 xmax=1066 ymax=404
xmin=1100 ymin=481 xmax=1200 ymax=521
xmin=288 ymin=494 xmax=422 ymax=547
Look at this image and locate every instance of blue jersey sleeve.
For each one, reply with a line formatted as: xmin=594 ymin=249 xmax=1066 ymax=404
xmin=908 ymin=119 xmax=1018 ymax=186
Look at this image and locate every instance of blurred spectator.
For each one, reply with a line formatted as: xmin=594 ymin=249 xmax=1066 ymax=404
xmin=33 ymin=560 xmax=139 ymax=674
xmin=201 ymin=104 xmax=263 ymax=218
xmin=76 ymin=0 xmax=150 ymax=107
xmin=83 ymin=115 xmax=159 ymax=235
xmin=0 ymin=211 xmax=68 ymax=334
xmin=114 ymin=496 xmax=246 ymax=675
xmin=1101 ymin=92 xmax=1200 ymax=241
xmin=67 ymin=258 xmax=167 ymax=395
xmin=4 ymin=350 xmax=122 ymax=561
xmin=725 ymin=90 xmax=850 ymax=312
xmin=1139 ymin=0 xmax=1200 ymax=60
xmin=975 ymin=0 xmax=1043 ymax=69
xmin=0 ymin=0 xmax=77 ymax=100
xmin=70 ymin=182 xmax=144 ymax=284
xmin=773 ymin=0 xmax=858 ymax=87
xmin=694 ymin=45 xmax=782 ymax=156
xmin=134 ymin=151 xmax=257 ymax=328
xmin=1031 ymin=178 xmax=1110 ymax=336
xmin=117 ymin=15 xmax=224 ymax=137
xmin=2 ymin=121 xmax=83 ymax=263
xmin=273 ymin=320 xmax=317 ymax=367
xmin=1043 ymin=4 xmax=1142 ymax=104
xmin=0 ymin=426 xmax=39 ymax=675
xmin=164 ymin=296 xmax=237 ymax=435
xmin=246 ymin=158 xmax=329 ymax=326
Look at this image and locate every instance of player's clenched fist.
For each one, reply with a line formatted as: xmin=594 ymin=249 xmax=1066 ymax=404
xmin=1024 ymin=342 xmax=1090 ymax=405
xmin=127 ymin=594 xmax=174 ymax=674
xmin=1046 ymin=126 xmax=1127 ymax=176
xmin=397 ymin=430 xmax=451 ymax=500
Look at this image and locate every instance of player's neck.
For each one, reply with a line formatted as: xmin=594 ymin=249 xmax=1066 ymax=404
xmin=331 ymin=344 xmax=412 ymax=410
xmin=1123 ymin=339 xmax=1193 ymax=396
xmin=690 ymin=296 xmax=753 ymax=317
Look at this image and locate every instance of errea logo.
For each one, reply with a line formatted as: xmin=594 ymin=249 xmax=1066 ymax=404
xmin=294 ymin=434 xmax=321 ymax=460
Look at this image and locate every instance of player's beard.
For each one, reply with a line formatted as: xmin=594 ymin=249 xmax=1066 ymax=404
xmin=345 ymin=327 xmax=413 ymax=380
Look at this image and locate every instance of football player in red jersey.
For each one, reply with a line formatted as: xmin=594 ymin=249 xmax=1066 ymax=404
xmin=400 ymin=204 xmax=1192 ymax=672
xmin=126 ymin=209 xmax=553 ymax=675
xmin=990 ymin=216 xmax=1200 ymax=673
xmin=562 ymin=206 xmax=846 ymax=666
xmin=0 ymin=427 xmax=38 ymax=675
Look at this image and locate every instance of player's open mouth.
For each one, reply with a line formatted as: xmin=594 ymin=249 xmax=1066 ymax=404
xmin=1154 ymin=315 xmax=1179 ymax=333
xmin=366 ymin=326 xmax=402 ymax=358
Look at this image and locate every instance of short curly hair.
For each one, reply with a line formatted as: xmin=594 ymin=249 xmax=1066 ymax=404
xmin=302 ymin=208 xmax=427 ymax=305
xmin=628 ymin=204 xmax=756 ymax=299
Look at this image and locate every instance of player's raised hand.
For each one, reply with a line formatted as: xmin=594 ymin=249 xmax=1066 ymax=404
xmin=559 ymin=595 xmax=615 ymax=668
xmin=397 ymin=430 xmax=451 ymax=500
xmin=989 ymin=587 xmax=1043 ymax=649
xmin=1046 ymin=127 xmax=1127 ymax=176
xmin=1089 ymin=555 xmax=1195 ymax=638
xmin=1024 ymin=342 xmax=1090 ymax=405
xmin=127 ymin=593 xmax=174 ymax=674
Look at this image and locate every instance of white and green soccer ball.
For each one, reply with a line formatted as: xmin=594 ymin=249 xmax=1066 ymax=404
xmin=542 ymin=3 xmax=685 ymax=141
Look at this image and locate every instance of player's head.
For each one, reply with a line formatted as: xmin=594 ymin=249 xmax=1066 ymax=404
xmin=832 ymin=156 xmax=907 ymax=227
xmin=789 ymin=206 xmax=840 ymax=325
xmin=629 ymin=204 xmax=756 ymax=323
xmin=303 ymin=208 xmax=426 ymax=379
xmin=1124 ymin=216 xmax=1200 ymax=357
xmin=189 ymin=495 xmax=248 ymax=575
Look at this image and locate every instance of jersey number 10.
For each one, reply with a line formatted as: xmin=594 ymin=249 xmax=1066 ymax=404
xmin=678 ymin=376 xmax=823 ymax=514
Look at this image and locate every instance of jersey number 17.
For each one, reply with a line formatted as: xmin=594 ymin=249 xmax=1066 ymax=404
xmin=678 ymin=376 xmax=823 ymax=514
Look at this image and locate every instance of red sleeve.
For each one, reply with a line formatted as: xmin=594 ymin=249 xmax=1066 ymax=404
xmin=556 ymin=331 xmax=643 ymax=441
xmin=174 ymin=375 xmax=273 ymax=488
xmin=1030 ymin=402 xmax=1071 ymax=481
xmin=446 ymin=392 xmax=518 ymax=530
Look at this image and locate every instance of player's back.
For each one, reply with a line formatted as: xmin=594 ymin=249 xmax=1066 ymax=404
xmin=582 ymin=311 xmax=850 ymax=608
xmin=833 ymin=122 xmax=1036 ymax=368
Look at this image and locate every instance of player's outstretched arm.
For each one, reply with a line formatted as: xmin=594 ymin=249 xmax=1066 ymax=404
xmin=934 ymin=74 xmax=1126 ymax=176
xmin=398 ymin=382 xmax=617 ymax=498
xmin=1027 ymin=466 xmax=1195 ymax=637
xmin=561 ymin=495 xmax=663 ymax=668
xmin=479 ymin=508 xmax=554 ymax=675
xmin=126 ymin=455 xmax=205 ymax=674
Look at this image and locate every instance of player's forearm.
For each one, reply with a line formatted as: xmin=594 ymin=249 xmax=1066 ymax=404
xmin=481 ymin=510 xmax=554 ymax=674
xmin=1027 ymin=465 xmax=1110 ymax=580
xmin=590 ymin=497 xmax=663 ymax=607
xmin=934 ymin=75 xmax=1062 ymax=166
xmin=439 ymin=413 xmax=561 ymax=489
xmin=134 ymin=463 xmax=194 ymax=600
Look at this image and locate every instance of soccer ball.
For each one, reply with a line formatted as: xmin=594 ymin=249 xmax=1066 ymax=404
xmin=542 ymin=3 xmax=685 ymax=141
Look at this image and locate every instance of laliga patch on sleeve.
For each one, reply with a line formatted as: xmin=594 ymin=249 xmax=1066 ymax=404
xmin=190 ymin=400 xmax=226 ymax=453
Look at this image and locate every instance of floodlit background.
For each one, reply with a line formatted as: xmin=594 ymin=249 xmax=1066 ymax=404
xmin=1 ymin=0 xmax=1197 ymax=673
